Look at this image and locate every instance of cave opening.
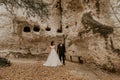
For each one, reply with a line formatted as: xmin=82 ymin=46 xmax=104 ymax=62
xmin=57 ymin=29 xmax=62 ymax=33
xmin=66 ymin=26 xmax=69 ymax=28
xmin=23 ymin=26 xmax=31 ymax=32
xmin=45 ymin=26 xmax=51 ymax=31
xmin=33 ymin=25 xmax=40 ymax=32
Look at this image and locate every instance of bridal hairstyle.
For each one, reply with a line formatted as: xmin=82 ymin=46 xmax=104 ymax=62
xmin=51 ymin=41 xmax=54 ymax=46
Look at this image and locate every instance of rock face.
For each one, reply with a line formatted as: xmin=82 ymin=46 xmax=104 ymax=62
xmin=0 ymin=0 xmax=120 ymax=72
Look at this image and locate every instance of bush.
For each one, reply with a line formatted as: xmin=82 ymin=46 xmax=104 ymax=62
xmin=0 ymin=57 xmax=11 ymax=67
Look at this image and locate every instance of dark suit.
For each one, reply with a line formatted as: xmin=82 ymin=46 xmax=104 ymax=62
xmin=57 ymin=43 xmax=66 ymax=65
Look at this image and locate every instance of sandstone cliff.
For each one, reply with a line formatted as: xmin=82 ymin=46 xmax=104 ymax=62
xmin=0 ymin=0 xmax=120 ymax=72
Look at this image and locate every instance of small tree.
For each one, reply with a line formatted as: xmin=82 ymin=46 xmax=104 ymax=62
xmin=0 ymin=0 xmax=49 ymax=19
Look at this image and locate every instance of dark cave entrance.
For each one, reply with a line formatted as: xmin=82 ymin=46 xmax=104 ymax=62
xmin=23 ymin=26 xmax=31 ymax=32
xmin=33 ymin=25 xmax=40 ymax=32
xmin=45 ymin=26 xmax=51 ymax=31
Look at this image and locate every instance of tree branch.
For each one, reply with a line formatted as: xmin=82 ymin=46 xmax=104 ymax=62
xmin=0 ymin=0 xmax=49 ymax=19
xmin=110 ymin=4 xmax=120 ymax=24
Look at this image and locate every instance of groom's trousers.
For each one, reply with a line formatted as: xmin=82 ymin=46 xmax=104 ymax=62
xmin=59 ymin=54 xmax=65 ymax=65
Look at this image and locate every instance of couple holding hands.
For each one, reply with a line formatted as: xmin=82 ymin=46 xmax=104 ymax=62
xmin=43 ymin=40 xmax=66 ymax=67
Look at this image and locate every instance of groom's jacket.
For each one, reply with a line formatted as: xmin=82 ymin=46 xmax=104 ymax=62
xmin=57 ymin=44 xmax=66 ymax=55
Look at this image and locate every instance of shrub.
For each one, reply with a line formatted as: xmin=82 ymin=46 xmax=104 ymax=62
xmin=0 ymin=57 xmax=11 ymax=67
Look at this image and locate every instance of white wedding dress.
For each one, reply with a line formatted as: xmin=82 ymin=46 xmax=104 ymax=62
xmin=43 ymin=45 xmax=62 ymax=67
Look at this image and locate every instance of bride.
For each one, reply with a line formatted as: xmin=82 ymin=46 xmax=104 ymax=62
xmin=43 ymin=41 xmax=62 ymax=67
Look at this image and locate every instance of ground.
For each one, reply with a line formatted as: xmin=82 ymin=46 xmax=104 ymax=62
xmin=0 ymin=58 xmax=120 ymax=80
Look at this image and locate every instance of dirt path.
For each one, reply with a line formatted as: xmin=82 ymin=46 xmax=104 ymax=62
xmin=0 ymin=58 xmax=120 ymax=80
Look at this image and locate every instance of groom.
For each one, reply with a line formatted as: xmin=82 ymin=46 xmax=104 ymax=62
xmin=57 ymin=40 xmax=66 ymax=65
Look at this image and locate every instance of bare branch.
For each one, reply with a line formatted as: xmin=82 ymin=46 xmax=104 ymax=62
xmin=0 ymin=0 xmax=49 ymax=19
xmin=110 ymin=4 xmax=120 ymax=24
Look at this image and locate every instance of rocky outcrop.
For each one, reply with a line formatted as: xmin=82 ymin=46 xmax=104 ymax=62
xmin=80 ymin=12 xmax=113 ymax=38
xmin=0 ymin=0 xmax=120 ymax=73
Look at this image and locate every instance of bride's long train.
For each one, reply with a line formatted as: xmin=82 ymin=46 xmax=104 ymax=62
xmin=43 ymin=48 xmax=62 ymax=67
